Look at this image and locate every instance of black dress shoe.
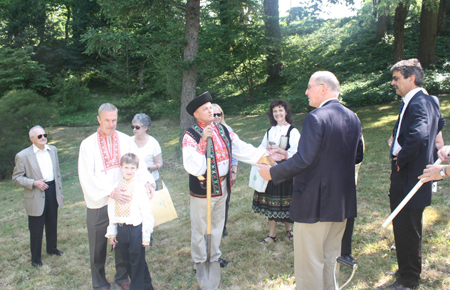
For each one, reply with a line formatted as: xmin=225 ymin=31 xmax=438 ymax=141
xmin=379 ymin=280 xmax=417 ymax=289
xmin=342 ymin=254 xmax=356 ymax=264
xmin=218 ymin=258 xmax=229 ymax=268
xmin=32 ymin=261 xmax=43 ymax=267
xmin=48 ymin=249 xmax=64 ymax=256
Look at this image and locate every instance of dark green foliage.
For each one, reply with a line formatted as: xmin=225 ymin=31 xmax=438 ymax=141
xmin=1 ymin=0 xmax=449 ymax=127
xmin=0 ymin=0 xmax=47 ymax=48
xmin=0 ymin=89 xmax=58 ymax=179
xmin=82 ymin=0 xmax=185 ymax=98
xmin=117 ymin=90 xmax=180 ymax=121
xmin=0 ymin=47 xmax=50 ymax=96
xmin=52 ymin=71 xmax=92 ymax=113
xmin=198 ymin=0 xmax=267 ymax=102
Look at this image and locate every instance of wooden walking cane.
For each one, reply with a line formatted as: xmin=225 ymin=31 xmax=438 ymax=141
xmin=382 ymin=146 xmax=450 ymax=228
xmin=196 ymin=137 xmax=221 ymax=289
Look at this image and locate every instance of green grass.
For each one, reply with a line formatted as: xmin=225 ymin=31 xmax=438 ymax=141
xmin=1 ymin=96 xmax=450 ymax=289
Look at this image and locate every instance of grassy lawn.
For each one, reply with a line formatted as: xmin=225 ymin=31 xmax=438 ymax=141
xmin=1 ymin=96 xmax=450 ymax=289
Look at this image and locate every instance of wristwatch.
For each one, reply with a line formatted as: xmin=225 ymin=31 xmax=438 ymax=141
xmin=440 ymin=166 xmax=447 ymax=178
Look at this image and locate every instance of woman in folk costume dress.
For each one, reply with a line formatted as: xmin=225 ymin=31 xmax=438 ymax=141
xmin=252 ymin=100 xmax=300 ymax=244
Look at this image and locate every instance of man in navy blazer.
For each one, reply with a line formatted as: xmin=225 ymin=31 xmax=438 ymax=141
xmin=259 ymin=71 xmax=364 ymax=290
xmin=381 ymin=59 xmax=445 ymax=290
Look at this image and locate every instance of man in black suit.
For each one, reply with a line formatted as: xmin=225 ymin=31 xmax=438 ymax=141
xmin=258 ymin=71 xmax=364 ymax=290
xmin=381 ymin=59 xmax=445 ymax=290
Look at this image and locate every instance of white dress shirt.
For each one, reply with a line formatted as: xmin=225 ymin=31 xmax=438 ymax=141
xmin=33 ymin=144 xmax=54 ymax=182
xmin=106 ymin=179 xmax=154 ymax=243
xmin=392 ymin=87 xmax=423 ymax=156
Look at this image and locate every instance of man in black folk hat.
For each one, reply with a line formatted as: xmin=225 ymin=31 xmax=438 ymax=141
xmin=182 ymin=92 xmax=266 ymax=268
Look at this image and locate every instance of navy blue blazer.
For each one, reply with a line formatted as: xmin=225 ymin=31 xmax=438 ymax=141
xmin=270 ymin=99 xmax=364 ymax=223
xmin=394 ymin=90 xmax=445 ymax=208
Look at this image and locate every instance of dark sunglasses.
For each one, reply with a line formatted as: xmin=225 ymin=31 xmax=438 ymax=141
xmin=37 ymin=134 xmax=47 ymax=139
xmin=131 ymin=125 xmax=141 ymax=130
xmin=214 ymin=113 xmax=222 ymax=117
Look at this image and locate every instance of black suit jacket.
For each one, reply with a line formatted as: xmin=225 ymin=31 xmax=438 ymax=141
xmin=394 ymin=90 xmax=445 ymax=208
xmin=271 ymin=99 xmax=364 ymax=223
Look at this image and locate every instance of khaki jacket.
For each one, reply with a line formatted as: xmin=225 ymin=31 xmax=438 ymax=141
xmin=12 ymin=145 xmax=63 ymax=216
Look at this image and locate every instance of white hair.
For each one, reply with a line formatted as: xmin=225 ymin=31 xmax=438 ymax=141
xmin=312 ymin=71 xmax=340 ymax=93
xmin=29 ymin=125 xmax=45 ymax=138
xmin=98 ymin=103 xmax=118 ymax=117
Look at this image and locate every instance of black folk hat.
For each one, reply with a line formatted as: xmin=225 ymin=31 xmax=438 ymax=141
xmin=186 ymin=91 xmax=213 ymax=116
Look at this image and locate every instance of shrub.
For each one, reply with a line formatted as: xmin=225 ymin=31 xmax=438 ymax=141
xmin=423 ymin=69 xmax=450 ymax=96
xmin=117 ymin=90 xmax=180 ymax=122
xmin=52 ymin=71 xmax=92 ymax=113
xmin=0 ymin=46 xmax=50 ymax=96
xmin=0 ymin=89 xmax=58 ymax=179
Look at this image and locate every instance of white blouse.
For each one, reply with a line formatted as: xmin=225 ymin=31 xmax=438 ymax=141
xmin=258 ymin=123 xmax=301 ymax=158
xmin=132 ymin=135 xmax=162 ymax=181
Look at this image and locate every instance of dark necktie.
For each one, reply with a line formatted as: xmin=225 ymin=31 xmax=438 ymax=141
xmin=390 ymin=101 xmax=405 ymax=158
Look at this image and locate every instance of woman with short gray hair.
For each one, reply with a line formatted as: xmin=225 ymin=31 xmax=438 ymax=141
xmin=131 ymin=113 xmax=163 ymax=189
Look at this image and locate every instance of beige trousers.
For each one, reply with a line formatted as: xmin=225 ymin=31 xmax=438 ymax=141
xmin=190 ymin=188 xmax=227 ymax=263
xmin=294 ymin=220 xmax=347 ymax=290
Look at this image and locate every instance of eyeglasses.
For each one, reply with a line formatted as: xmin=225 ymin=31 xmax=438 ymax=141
xmin=214 ymin=113 xmax=222 ymax=117
xmin=131 ymin=125 xmax=141 ymax=130
xmin=307 ymin=84 xmax=324 ymax=90
xmin=37 ymin=134 xmax=47 ymax=139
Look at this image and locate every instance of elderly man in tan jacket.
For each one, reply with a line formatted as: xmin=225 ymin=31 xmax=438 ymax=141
xmin=12 ymin=125 xmax=64 ymax=267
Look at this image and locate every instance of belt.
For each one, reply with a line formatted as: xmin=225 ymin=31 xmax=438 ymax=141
xmin=45 ymin=180 xmax=55 ymax=186
xmin=220 ymin=174 xmax=228 ymax=182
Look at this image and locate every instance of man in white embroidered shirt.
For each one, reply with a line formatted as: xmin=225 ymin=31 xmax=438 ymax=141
xmin=78 ymin=103 xmax=156 ymax=290
xmin=12 ymin=125 xmax=64 ymax=267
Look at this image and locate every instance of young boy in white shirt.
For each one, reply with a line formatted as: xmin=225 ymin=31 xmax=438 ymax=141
xmin=106 ymin=153 xmax=155 ymax=290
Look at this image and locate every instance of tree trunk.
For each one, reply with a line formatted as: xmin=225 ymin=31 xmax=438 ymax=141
xmin=375 ymin=14 xmax=390 ymax=41
xmin=417 ymin=1 xmax=438 ymax=67
xmin=180 ymin=0 xmax=200 ymax=137
xmin=264 ymin=0 xmax=282 ymax=84
xmin=437 ymin=0 xmax=448 ymax=33
xmin=372 ymin=0 xmax=377 ymax=17
xmin=65 ymin=6 xmax=71 ymax=44
xmin=392 ymin=1 xmax=410 ymax=63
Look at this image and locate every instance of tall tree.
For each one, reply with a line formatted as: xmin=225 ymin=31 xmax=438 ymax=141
xmin=180 ymin=0 xmax=200 ymax=134
xmin=200 ymin=0 xmax=266 ymax=102
xmin=374 ymin=0 xmax=391 ymax=42
xmin=392 ymin=0 xmax=410 ymax=62
xmin=417 ymin=0 xmax=439 ymax=66
xmin=264 ymin=0 xmax=282 ymax=83
xmin=437 ymin=0 xmax=449 ymax=33
xmin=0 ymin=0 xmax=47 ymax=47
xmin=83 ymin=0 xmax=185 ymax=97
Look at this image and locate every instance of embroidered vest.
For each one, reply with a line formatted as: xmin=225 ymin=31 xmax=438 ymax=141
xmin=115 ymin=179 xmax=135 ymax=217
xmin=185 ymin=123 xmax=232 ymax=198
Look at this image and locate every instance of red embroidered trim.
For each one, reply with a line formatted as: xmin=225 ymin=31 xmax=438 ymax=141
xmin=97 ymin=128 xmax=121 ymax=174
